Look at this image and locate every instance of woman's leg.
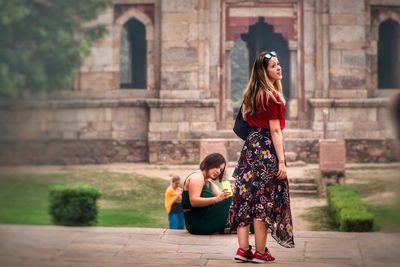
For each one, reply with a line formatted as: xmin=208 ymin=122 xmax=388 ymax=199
xmin=237 ymin=225 xmax=250 ymax=249
xmin=253 ymin=219 xmax=267 ymax=253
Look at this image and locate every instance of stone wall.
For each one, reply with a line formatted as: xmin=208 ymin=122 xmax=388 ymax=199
xmin=309 ymin=98 xmax=394 ymax=139
xmin=0 ymin=99 xmax=149 ymax=141
xmin=148 ymin=139 xmax=200 ymax=164
xmin=328 ymin=0 xmax=368 ymax=98
xmin=0 ymin=97 xmax=219 ymax=165
xmin=0 ymin=140 xmax=147 ymax=165
xmin=0 ymin=98 xmax=149 ymax=165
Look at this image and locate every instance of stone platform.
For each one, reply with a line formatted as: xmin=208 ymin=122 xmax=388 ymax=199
xmin=0 ymin=225 xmax=399 ymax=267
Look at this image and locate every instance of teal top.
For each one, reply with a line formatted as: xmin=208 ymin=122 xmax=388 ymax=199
xmin=182 ymin=183 xmax=214 ymax=210
xmin=182 ymin=176 xmax=232 ymax=235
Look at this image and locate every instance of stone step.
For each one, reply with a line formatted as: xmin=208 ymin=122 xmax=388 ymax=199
xmin=285 ymin=151 xmax=297 ymax=162
xmin=226 ymin=177 xmax=319 ymax=197
xmin=284 ymin=129 xmax=323 ymax=139
xmin=291 ymin=189 xmax=319 ymax=197
xmin=288 ymin=177 xmax=316 ymax=184
xmin=286 ymin=120 xmax=311 ymax=129
xmin=191 ymin=128 xmax=322 ymax=140
xmin=287 ymin=160 xmax=307 ymax=167
xmin=290 ymin=183 xmax=318 ymax=191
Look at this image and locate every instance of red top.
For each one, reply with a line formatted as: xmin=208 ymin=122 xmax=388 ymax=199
xmin=244 ymin=90 xmax=286 ymax=130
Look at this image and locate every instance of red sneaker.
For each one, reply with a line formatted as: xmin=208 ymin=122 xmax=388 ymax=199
xmin=264 ymin=247 xmax=276 ymax=261
xmin=234 ymin=245 xmax=254 ymax=262
xmin=252 ymin=248 xmax=275 ymax=263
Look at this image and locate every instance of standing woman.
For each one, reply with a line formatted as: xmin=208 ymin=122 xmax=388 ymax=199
xmin=229 ymin=51 xmax=295 ymax=263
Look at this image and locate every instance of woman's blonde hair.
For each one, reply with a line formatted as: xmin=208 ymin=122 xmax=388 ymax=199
xmin=242 ymin=51 xmax=285 ymax=116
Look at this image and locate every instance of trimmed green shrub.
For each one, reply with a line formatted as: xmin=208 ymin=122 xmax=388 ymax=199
xmin=339 ymin=208 xmax=374 ymax=232
xmin=327 ymin=185 xmax=374 ymax=232
xmin=49 ymin=185 xmax=101 ymax=226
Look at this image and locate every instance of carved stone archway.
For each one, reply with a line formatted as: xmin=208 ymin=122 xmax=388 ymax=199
xmin=369 ymin=6 xmax=400 ymax=97
xmin=220 ymin=1 xmax=303 ymax=127
xmin=114 ymin=5 xmax=156 ymax=95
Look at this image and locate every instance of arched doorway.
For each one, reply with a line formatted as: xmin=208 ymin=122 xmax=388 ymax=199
xmin=241 ymin=17 xmax=290 ymax=99
xmin=378 ymin=19 xmax=400 ymax=89
xmin=223 ymin=3 xmax=299 ymax=126
xmin=119 ymin=18 xmax=147 ymax=89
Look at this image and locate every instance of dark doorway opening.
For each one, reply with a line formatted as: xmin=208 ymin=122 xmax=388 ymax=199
xmin=241 ymin=17 xmax=290 ymax=98
xmin=378 ymin=19 xmax=400 ymax=89
xmin=120 ymin=18 xmax=147 ymax=89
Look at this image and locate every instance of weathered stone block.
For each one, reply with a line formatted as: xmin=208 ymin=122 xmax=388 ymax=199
xmin=329 ymin=50 xmax=341 ymax=68
xmin=159 ymin=90 xmax=202 ymax=99
xmin=75 ymin=109 xmax=105 ymax=122
xmin=162 ymin=0 xmax=196 ymax=12
xmin=163 ymin=12 xmax=198 ymax=24
xmin=161 ymin=108 xmax=186 ymax=122
xmin=54 ymin=110 xmax=78 ymax=122
xmin=341 ymin=50 xmax=366 ymax=69
xmin=353 ymin=121 xmax=380 ymax=131
xmin=80 ymin=72 xmax=117 ymax=91
xmin=178 ymin=122 xmax=190 ymax=132
xmin=329 ymin=108 xmax=365 ymax=121
xmin=162 ymin=23 xmax=190 ymax=41
xmin=190 ymin=122 xmax=217 ymax=131
xmin=327 ymin=121 xmax=354 ymax=131
xmin=149 ymin=122 xmax=179 ymax=132
xmin=85 ymin=46 xmax=113 ymax=67
xmin=162 ymin=48 xmax=198 ymax=65
xmin=329 ymin=89 xmax=368 ymax=98
xmin=199 ymin=139 xmax=227 ymax=163
xmin=319 ymin=139 xmax=346 ymax=172
xmin=330 ymin=14 xmax=358 ymax=25
xmin=161 ymin=70 xmax=198 ymax=90
xmin=330 ymin=75 xmax=365 ymax=89
xmin=312 ymin=121 xmax=324 ymax=131
xmin=150 ymin=109 xmax=162 ymax=122
xmin=330 ymin=26 xmax=365 ymax=43
xmin=185 ymin=108 xmax=215 ymax=122
xmin=329 ymin=0 xmax=364 ymax=14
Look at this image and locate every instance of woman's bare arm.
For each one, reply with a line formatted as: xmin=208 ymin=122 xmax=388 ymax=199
xmin=188 ymin=174 xmax=219 ymax=207
xmin=269 ymin=119 xmax=287 ymax=179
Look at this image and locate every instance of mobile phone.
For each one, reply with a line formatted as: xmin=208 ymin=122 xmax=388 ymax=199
xmin=221 ymin=181 xmax=233 ymax=196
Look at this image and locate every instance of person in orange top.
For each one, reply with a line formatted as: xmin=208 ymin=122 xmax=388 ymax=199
xmin=164 ymin=175 xmax=184 ymax=229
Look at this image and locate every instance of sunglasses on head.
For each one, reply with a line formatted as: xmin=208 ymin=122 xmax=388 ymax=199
xmin=263 ymin=51 xmax=277 ymax=64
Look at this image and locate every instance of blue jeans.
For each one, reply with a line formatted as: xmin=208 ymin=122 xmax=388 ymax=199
xmin=168 ymin=212 xmax=185 ymax=229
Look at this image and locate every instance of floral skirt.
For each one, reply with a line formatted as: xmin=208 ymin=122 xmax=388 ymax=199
xmin=228 ymin=128 xmax=295 ymax=248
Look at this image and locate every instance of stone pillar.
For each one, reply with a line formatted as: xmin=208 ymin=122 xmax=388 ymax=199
xmin=328 ymin=0 xmax=368 ymax=98
xmin=315 ymin=0 xmax=330 ymax=98
xmin=160 ymin=0 xmax=203 ymax=99
xmin=319 ymin=139 xmax=346 ymax=195
xmin=288 ymin=41 xmax=298 ymax=120
xmin=220 ymin=41 xmax=235 ymax=129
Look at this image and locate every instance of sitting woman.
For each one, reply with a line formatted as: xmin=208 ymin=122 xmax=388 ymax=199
xmin=182 ymin=153 xmax=232 ymax=235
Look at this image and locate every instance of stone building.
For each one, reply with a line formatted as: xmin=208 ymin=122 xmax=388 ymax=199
xmin=1 ymin=0 xmax=399 ymax=165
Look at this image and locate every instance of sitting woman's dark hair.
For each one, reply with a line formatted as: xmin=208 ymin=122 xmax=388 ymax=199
xmin=199 ymin=153 xmax=226 ymax=182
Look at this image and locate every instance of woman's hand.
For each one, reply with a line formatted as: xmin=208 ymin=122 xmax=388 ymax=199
xmin=215 ymin=189 xmax=231 ymax=203
xmin=276 ymin=162 xmax=287 ymax=180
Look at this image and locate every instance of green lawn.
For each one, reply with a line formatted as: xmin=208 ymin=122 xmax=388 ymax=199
xmin=0 ymin=171 xmax=169 ymax=227
xmin=302 ymin=165 xmax=400 ymax=232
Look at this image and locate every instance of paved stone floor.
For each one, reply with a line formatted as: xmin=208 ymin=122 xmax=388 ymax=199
xmin=0 ymin=225 xmax=399 ymax=267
